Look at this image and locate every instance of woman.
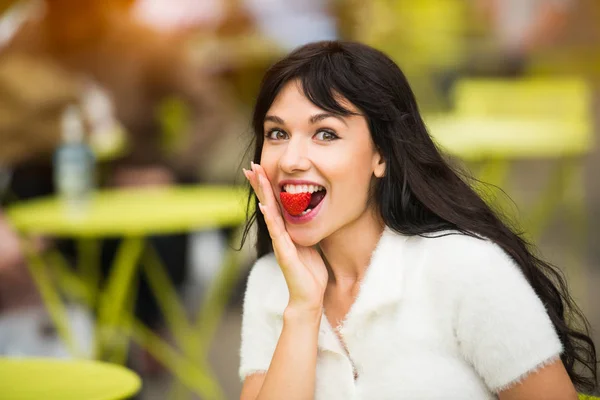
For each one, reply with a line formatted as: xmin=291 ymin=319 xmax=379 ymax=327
xmin=238 ymin=41 xmax=597 ymax=399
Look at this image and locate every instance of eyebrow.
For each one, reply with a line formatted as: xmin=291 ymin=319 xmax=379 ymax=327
xmin=310 ymin=112 xmax=348 ymax=126
xmin=264 ymin=115 xmax=285 ymax=124
xmin=264 ymin=112 xmax=348 ymax=126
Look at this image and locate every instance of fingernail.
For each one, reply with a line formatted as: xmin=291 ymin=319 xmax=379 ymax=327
xmin=250 ymin=161 xmax=255 ymax=171
xmin=258 ymin=203 xmax=265 ymax=214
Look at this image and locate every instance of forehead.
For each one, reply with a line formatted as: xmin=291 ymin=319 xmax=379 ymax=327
xmin=266 ymin=80 xmax=359 ymax=119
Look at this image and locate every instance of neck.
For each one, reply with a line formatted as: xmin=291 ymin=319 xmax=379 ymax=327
xmin=318 ymin=207 xmax=385 ymax=288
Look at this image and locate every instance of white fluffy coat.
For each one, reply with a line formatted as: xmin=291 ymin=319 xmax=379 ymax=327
xmin=239 ymin=228 xmax=562 ymax=399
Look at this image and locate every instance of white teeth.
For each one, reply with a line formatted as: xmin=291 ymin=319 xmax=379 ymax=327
xmin=301 ymin=208 xmax=312 ymax=216
xmin=283 ymin=184 xmax=324 ymax=194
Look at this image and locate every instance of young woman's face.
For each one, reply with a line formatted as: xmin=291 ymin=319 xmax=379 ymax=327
xmin=260 ymin=80 xmax=386 ymax=246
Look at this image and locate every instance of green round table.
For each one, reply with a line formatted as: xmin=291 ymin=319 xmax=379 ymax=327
xmin=6 ymin=186 xmax=249 ymax=400
xmin=7 ymin=186 xmax=248 ymax=237
xmin=0 ymin=358 xmax=141 ymax=400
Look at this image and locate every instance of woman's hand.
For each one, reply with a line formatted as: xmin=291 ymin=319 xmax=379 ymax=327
xmin=244 ymin=162 xmax=328 ymax=313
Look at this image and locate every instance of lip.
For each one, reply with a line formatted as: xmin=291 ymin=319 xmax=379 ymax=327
xmin=281 ymin=191 xmax=326 ymax=224
xmin=277 ymin=179 xmax=327 ymax=225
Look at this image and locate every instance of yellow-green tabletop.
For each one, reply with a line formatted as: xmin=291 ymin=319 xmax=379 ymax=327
xmin=426 ymin=115 xmax=592 ymax=160
xmin=0 ymin=358 xmax=141 ymax=400
xmin=6 ymin=185 xmax=248 ymax=237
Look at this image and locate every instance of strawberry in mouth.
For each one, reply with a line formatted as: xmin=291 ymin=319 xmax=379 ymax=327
xmin=279 ymin=184 xmax=326 ymax=216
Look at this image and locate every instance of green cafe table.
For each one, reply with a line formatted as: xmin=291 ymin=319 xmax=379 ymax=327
xmin=426 ymin=114 xmax=591 ymax=305
xmin=0 ymin=358 xmax=141 ymax=400
xmin=5 ymin=186 xmax=248 ymax=400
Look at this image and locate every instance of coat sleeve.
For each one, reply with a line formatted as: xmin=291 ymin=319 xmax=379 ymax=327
xmin=452 ymin=239 xmax=563 ymax=393
xmin=239 ymin=254 xmax=282 ymax=382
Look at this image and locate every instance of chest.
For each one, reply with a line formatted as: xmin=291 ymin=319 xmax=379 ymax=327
xmin=313 ymin=293 xmax=495 ymax=400
xmin=322 ymin=288 xmax=355 ymax=333
xmin=322 ymin=289 xmax=359 ymax=378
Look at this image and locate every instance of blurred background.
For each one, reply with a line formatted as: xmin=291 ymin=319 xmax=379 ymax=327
xmin=0 ymin=0 xmax=598 ymax=398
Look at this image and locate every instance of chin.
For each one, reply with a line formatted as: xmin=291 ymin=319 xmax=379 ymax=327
xmin=287 ymin=227 xmax=323 ymax=247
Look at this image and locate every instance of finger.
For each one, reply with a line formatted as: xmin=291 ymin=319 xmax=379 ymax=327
xmin=252 ymin=164 xmax=295 ymax=251
xmin=251 ymin=164 xmax=275 ymax=213
xmin=246 ymin=163 xmax=259 ymax=193
xmin=258 ymin=202 xmax=283 ymax=242
xmin=257 ymin=174 xmax=270 ymax=207
xmin=258 ymin=202 xmax=295 ymax=259
xmin=243 ymin=166 xmax=263 ymax=204
xmin=246 ymin=167 xmax=282 ymax=233
xmin=242 ymin=168 xmax=257 ymax=195
xmin=256 ymin=172 xmax=288 ymax=234
xmin=256 ymin=169 xmax=289 ymax=237
xmin=255 ymin=164 xmax=279 ymax=208
xmin=251 ymin=162 xmax=270 ymax=205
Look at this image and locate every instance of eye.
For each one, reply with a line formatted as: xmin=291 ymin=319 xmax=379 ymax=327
xmin=314 ymin=129 xmax=339 ymax=141
xmin=265 ymin=129 xmax=288 ymax=140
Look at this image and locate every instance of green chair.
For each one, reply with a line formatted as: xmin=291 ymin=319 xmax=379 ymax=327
xmin=452 ymin=78 xmax=591 ymax=120
xmin=428 ymin=76 xmax=592 ymax=231
xmin=426 ymin=76 xmax=594 ymax=304
xmin=448 ymin=77 xmax=592 ymax=240
xmin=0 ymin=358 xmax=141 ymax=400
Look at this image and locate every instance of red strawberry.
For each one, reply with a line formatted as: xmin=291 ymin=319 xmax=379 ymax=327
xmin=280 ymin=192 xmax=311 ymax=216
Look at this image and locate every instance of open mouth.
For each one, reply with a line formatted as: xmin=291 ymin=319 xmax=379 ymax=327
xmin=280 ymin=184 xmax=327 ymax=216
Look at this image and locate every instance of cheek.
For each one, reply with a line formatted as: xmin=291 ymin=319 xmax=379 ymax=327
xmin=324 ymin=148 xmax=375 ymax=195
xmin=334 ymin=166 xmax=373 ymax=205
xmin=260 ymin=147 xmax=280 ymax=180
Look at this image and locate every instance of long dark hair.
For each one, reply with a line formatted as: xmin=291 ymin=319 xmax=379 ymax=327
xmin=240 ymin=40 xmax=597 ymax=392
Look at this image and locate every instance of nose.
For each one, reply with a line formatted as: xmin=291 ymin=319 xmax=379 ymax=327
xmin=279 ymin=136 xmax=311 ymax=174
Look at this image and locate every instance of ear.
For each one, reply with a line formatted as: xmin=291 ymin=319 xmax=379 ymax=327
xmin=372 ymin=151 xmax=386 ymax=178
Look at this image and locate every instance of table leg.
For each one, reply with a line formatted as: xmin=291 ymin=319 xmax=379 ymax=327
xmin=20 ymin=239 xmax=82 ymax=356
xmin=141 ymin=240 xmax=230 ymax=400
xmin=77 ymin=239 xmax=101 ymax=307
xmin=471 ymin=159 xmax=511 ymax=207
xmin=140 ymin=245 xmax=194 ymax=350
xmin=191 ymin=234 xmax=243 ymax=357
xmin=562 ymin=159 xmax=588 ymax=309
xmin=474 ymin=158 xmax=589 ymax=307
xmin=108 ymin=270 xmax=140 ymax=365
xmin=523 ymin=161 xmax=569 ymax=241
xmin=128 ymin=317 xmax=225 ymax=400
xmin=169 ymin=229 xmax=244 ymax=400
xmin=45 ymin=249 xmax=91 ymax=306
xmin=96 ymin=236 xmax=144 ymax=362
